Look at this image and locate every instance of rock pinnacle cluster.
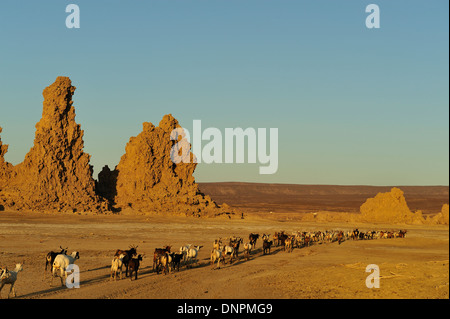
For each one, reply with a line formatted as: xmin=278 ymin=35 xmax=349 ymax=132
xmin=0 ymin=76 xmax=220 ymax=216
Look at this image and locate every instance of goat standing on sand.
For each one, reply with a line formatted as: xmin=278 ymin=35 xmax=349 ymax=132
xmin=0 ymin=262 xmax=24 ymax=299
xmin=230 ymin=237 xmax=243 ymax=258
xmin=248 ymin=233 xmax=260 ymax=249
xmin=115 ymin=245 xmax=138 ymax=278
xmin=212 ymin=239 xmax=221 ymax=251
xmin=222 ymin=245 xmax=236 ymax=264
xmin=263 ymin=240 xmax=273 ymax=255
xmin=153 ymin=246 xmax=171 ymax=272
xmin=129 ymin=254 xmax=143 ymax=280
xmin=284 ymin=236 xmax=293 ymax=253
xmin=210 ymin=249 xmax=223 ymax=269
xmin=111 ymin=254 xmax=125 ymax=281
xmin=171 ymin=252 xmax=184 ymax=272
xmin=186 ymin=245 xmax=203 ymax=268
xmin=52 ymin=251 xmax=80 ymax=286
xmin=159 ymin=253 xmax=172 ymax=275
xmin=45 ymin=246 xmax=68 ymax=274
xmin=243 ymin=242 xmax=252 ymax=260
xmin=180 ymin=244 xmax=192 ymax=265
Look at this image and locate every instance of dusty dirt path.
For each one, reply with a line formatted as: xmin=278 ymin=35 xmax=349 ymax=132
xmin=0 ymin=211 xmax=448 ymax=299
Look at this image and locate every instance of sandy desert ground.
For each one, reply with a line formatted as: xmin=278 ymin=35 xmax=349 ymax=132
xmin=0 ymin=209 xmax=448 ymax=300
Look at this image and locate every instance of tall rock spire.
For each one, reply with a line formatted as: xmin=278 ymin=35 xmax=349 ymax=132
xmin=0 ymin=126 xmax=13 ymax=187
xmin=3 ymin=76 xmax=107 ymax=212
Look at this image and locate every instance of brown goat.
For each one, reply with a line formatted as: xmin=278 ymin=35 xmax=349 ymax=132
xmin=153 ymin=246 xmax=171 ymax=272
xmin=129 ymin=254 xmax=143 ymax=281
xmin=114 ymin=245 xmax=138 ymax=277
xmin=263 ymin=240 xmax=273 ymax=255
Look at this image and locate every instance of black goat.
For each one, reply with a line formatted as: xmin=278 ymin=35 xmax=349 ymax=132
xmin=45 ymin=246 xmax=68 ymax=273
xmin=171 ymin=252 xmax=184 ymax=272
xmin=249 ymin=233 xmax=260 ymax=249
xmin=129 ymin=254 xmax=143 ymax=281
xmin=114 ymin=245 xmax=138 ymax=277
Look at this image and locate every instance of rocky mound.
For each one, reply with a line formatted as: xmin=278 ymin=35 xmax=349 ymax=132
xmin=360 ymin=187 xmax=425 ymax=224
xmin=98 ymin=114 xmax=220 ymax=216
xmin=428 ymin=204 xmax=449 ymax=225
xmin=0 ymin=77 xmax=108 ymax=212
xmin=0 ymin=127 xmax=13 ymax=186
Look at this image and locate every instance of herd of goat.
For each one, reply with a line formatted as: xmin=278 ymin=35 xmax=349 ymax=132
xmin=0 ymin=228 xmax=407 ymax=298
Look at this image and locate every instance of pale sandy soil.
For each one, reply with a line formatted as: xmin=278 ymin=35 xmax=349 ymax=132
xmin=0 ymin=211 xmax=448 ymax=299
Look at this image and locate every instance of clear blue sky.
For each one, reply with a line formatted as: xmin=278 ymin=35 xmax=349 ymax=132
xmin=0 ymin=0 xmax=448 ymax=186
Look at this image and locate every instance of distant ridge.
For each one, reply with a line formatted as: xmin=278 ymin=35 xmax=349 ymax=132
xmin=198 ymin=182 xmax=449 ymax=215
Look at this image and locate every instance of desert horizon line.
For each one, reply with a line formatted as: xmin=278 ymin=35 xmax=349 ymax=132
xmin=196 ymin=181 xmax=450 ymax=187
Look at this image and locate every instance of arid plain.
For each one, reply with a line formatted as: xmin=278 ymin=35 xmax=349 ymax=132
xmin=0 ymin=78 xmax=448 ymax=299
xmin=0 ymin=183 xmax=448 ymax=299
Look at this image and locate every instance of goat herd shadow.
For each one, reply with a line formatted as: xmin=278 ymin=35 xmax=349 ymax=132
xmin=18 ymin=245 xmax=290 ymax=298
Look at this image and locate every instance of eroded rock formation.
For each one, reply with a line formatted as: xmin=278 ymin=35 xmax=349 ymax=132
xmin=428 ymin=204 xmax=449 ymax=225
xmin=98 ymin=114 xmax=219 ymax=216
xmin=0 ymin=77 xmax=108 ymax=212
xmin=360 ymin=187 xmax=425 ymax=224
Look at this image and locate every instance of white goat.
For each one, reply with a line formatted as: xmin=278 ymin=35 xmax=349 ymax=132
xmin=179 ymin=244 xmax=192 ymax=264
xmin=222 ymin=245 xmax=236 ymax=264
xmin=0 ymin=263 xmax=23 ymax=298
xmin=210 ymin=249 xmax=223 ymax=269
xmin=111 ymin=253 xmax=125 ymax=281
xmin=243 ymin=242 xmax=252 ymax=260
xmin=185 ymin=245 xmax=202 ymax=268
xmin=52 ymin=251 xmax=80 ymax=286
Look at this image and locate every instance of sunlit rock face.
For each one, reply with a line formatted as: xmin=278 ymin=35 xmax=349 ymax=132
xmin=0 ymin=76 xmax=107 ymax=212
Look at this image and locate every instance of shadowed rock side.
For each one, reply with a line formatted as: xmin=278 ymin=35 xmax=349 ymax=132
xmin=0 ymin=127 xmax=11 ymax=210
xmin=97 ymin=114 xmax=221 ymax=217
xmin=0 ymin=77 xmax=108 ymax=212
xmin=0 ymin=127 xmax=13 ymax=187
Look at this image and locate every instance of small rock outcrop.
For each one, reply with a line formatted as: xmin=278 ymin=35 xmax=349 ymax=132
xmin=428 ymin=204 xmax=449 ymax=225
